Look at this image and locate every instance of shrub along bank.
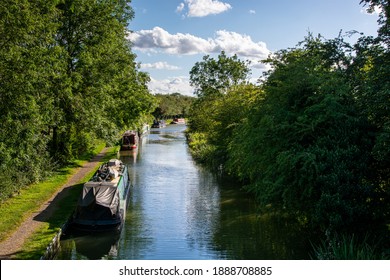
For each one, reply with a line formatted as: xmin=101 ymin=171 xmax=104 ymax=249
xmin=186 ymin=1 xmax=389 ymax=259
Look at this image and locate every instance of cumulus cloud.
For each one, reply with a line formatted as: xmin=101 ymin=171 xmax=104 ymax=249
xmin=128 ymin=27 xmax=212 ymax=55
xmin=148 ymin=76 xmax=194 ymax=95
xmin=130 ymin=27 xmax=272 ymax=94
xmin=177 ymin=0 xmax=232 ymax=18
xmin=249 ymin=10 xmax=256 ymax=14
xmin=141 ymin=61 xmax=181 ymax=70
xmin=128 ymin=27 xmax=270 ymax=60
xmin=212 ymin=30 xmax=270 ymax=59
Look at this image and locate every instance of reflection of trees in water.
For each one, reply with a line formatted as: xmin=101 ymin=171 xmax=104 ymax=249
xmin=185 ymin=168 xmax=222 ymax=258
xmin=215 ymin=175 xmax=312 ymax=259
xmin=116 ymin=195 xmax=155 ymax=259
xmin=212 ymin=210 xmax=312 ymax=260
xmin=189 ymin=171 xmax=312 ymax=260
xmin=58 ymin=231 xmax=120 ymax=260
xmin=58 ymin=125 xmax=312 ymax=259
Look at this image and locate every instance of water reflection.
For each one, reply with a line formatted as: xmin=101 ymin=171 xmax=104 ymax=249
xmin=57 ymin=125 xmax=311 ymax=260
xmin=58 ymin=231 xmax=120 ymax=260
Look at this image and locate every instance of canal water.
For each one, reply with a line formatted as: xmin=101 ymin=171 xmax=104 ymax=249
xmin=56 ymin=125 xmax=312 ymax=260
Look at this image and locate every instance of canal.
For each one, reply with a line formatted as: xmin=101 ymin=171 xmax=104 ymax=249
xmin=56 ymin=124 xmax=312 ymax=260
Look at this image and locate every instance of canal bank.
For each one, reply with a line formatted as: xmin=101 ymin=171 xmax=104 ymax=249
xmin=0 ymin=147 xmax=114 ymax=260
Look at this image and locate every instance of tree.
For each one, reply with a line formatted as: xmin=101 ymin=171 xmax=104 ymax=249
xmin=360 ymin=0 xmax=390 ymax=43
xmin=189 ymin=51 xmax=251 ymax=98
xmin=152 ymin=93 xmax=195 ymax=119
xmin=188 ymin=51 xmax=252 ymax=133
xmin=228 ymin=35 xmax=382 ymax=233
xmin=0 ymin=0 xmax=156 ymax=199
xmin=52 ymin=0 xmax=155 ymax=161
xmin=0 ymin=0 xmax=61 ymax=198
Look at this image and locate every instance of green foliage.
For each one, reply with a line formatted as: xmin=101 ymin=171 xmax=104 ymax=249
xmin=229 ymin=35 xmax=385 ymax=233
xmin=0 ymin=0 xmax=60 ymax=200
xmin=0 ymin=1 xmax=156 ymax=200
xmin=190 ymin=51 xmax=251 ymax=98
xmin=52 ymin=0 xmax=155 ymax=161
xmin=187 ymin=51 xmax=253 ymax=166
xmin=186 ymin=132 xmax=216 ymax=164
xmin=188 ymin=84 xmax=261 ymax=170
xmin=360 ymin=0 xmax=390 ymax=42
xmin=152 ymin=93 xmax=195 ymax=119
xmin=312 ymin=231 xmax=389 ymax=260
xmin=188 ymin=29 xmax=389 ymax=238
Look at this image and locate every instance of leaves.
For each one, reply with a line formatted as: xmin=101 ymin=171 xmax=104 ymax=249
xmin=0 ymin=0 xmax=155 ymax=200
xmin=190 ymin=51 xmax=251 ymax=98
xmin=189 ymin=30 xmax=389 ymax=234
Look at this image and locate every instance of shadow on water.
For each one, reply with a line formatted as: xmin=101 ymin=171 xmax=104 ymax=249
xmin=57 ymin=231 xmax=121 ymax=260
xmin=182 ymin=169 xmax=312 ymax=260
xmin=56 ymin=124 xmax=313 ymax=260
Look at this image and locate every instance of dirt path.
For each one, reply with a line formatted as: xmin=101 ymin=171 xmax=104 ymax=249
xmin=0 ymin=148 xmax=109 ymax=260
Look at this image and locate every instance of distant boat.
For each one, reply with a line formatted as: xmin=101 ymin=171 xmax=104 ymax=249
xmin=120 ymin=130 xmax=139 ymax=150
xmin=152 ymin=120 xmax=166 ymax=128
xmin=70 ymin=159 xmax=131 ymax=232
xmin=171 ymin=118 xmax=186 ymax=124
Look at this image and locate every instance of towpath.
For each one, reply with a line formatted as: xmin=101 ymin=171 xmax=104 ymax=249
xmin=0 ymin=147 xmax=109 ymax=260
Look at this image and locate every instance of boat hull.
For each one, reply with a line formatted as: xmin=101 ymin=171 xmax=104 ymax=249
xmin=70 ymin=216 xmax=123 ymax=233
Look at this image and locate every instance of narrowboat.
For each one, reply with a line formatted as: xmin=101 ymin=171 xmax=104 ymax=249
xmin=120 ymin=130 xmax=139 ymax=150
xmin=171 ymin=118 xmax=186 ymax=124
xmin=152 ymin=120 xmax=166 ymax=128
xmin=71 ymin=159 xmax=130 ymax=232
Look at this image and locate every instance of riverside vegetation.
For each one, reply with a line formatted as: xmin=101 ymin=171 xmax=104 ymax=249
xmin=0 ymin=0 xmax=155 ymax=258
xmin=1 ymin=0 xmax=389 ymax=260
xmin=0 ymin=0 xmax=156 ymax=201
xmin=186 ymin=0 xmax=389 ymax=259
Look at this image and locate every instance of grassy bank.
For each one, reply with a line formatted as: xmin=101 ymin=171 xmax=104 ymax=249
xmin=0 ymin=143 xmax=119 ymax=259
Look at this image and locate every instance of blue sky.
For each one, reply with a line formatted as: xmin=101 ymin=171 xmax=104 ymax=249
xmin=128 ymin=0 xmax=380 ymax=95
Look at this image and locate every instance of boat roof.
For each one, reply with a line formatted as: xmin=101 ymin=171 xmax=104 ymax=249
xmin=123 ymin=130 xmax=136 ymax=136
xmin=84 ymin=179 xmax=120 ymax=189
xmin=84 ymin=159 xmax=125 ymax=188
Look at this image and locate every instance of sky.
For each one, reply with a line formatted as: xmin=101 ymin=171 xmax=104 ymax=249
xmin=127 ymin=0 xmax=381 ymax=96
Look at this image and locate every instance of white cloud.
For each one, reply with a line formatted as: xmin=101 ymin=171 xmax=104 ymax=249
xmin=141 ymin=61 xmax=181 ymax=70
xmin=128 ymin=27 xmax=270 ymax=60
xmin=130 ymin=27 xmax=272 ymax=94
xmin=249 ymin=10 xmax=256 ymax=14
xmin=128 ymin=27 xmax=212 ymax=55
xmin=176 ymin=3 xmax=185 ymax=13
xmin=177 ymin=0 xmax=232 ymax=18
xmin=212 ymin=30 xmax=270 ymax=59
xmin=148 ymin=76 xmax=194 ymax=95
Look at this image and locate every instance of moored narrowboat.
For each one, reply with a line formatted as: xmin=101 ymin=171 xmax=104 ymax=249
xmin=120 ymin=130 xmax=139 ymax=150
xmin=70 ymin=159 xmax=130 ymax=232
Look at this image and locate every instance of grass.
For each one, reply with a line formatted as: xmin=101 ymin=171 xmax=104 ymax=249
xmin=0 ymin=142 xmax=119 ymax=259
xmin=311 ymin=232 xmax=389 ymax=260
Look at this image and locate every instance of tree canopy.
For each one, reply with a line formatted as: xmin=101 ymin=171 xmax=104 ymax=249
xmin=152 ymin=93 xmax=195 ymax=119
xmin=0 ymin=0 xmax=156 ymax=200
xmin=190 ymin=51 xmax=251 ymax=98
xmin=187 ymin=0 xmax=389 ymax=237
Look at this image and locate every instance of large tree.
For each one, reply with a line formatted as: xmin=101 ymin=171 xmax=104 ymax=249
xmin=52 ymin=0 xmax=154 ymax=161
xmin=187 ymin=51 xmax=258 ymax=170
xmin=0 ymin=0 xmax=61 ymax=197
xmin=188 ymin=51 xmax=251 ymax=134
xmin=0 ymin=0 xmax=155 ymax=199
xmin=189 ymin=51 xmax=251 ymax=98
xmin=228 ymin=35 xmax=387 ymax=233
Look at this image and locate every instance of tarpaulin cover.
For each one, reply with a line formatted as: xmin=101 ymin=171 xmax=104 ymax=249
xmin=76 ymin=183 xmax=120 ymax=221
